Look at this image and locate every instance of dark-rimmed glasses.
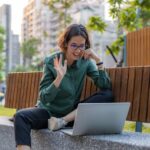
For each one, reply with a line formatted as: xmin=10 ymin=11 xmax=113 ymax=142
xmin=70 ymin=43 xmax=86 ymax=51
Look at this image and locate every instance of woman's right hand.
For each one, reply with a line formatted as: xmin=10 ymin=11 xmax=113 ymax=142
xmin=53 ymin=54 xmax=67 ymax=87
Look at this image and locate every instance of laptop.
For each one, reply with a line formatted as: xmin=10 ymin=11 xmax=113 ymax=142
xmin=61 ymin=102 xmax=130 ymax=136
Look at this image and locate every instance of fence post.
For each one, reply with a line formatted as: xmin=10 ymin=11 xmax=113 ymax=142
xmin=135 ymin=122 xmax=142 ymax=132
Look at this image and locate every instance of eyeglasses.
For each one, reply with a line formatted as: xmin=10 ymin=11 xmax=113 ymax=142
xmin=70 ymin=44 xmax=86 ymax=51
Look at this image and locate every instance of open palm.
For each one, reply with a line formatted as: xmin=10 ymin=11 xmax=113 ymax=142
xmin=54 ymin=54 xmax=67 ymax=79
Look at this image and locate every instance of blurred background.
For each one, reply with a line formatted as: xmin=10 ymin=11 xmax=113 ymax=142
xmin=0 ymin=0 xmax=149 ymax=121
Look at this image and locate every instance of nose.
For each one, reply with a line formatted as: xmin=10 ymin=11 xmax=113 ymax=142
xmin=75 ymin=48 xmax=81 ymax=53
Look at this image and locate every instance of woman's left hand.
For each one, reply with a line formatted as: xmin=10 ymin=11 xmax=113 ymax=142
xmin=81 ymin=49 xmax=100 ymax=63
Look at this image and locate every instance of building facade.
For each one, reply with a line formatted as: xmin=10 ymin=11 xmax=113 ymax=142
xmin=22 ymin=0 xmax=60 ymax=60
xmin=11 ymin=33 xmax=20 ymax=70
xmin=0 ymin=4 xmax=20 ymax=74
xmin=0 ymin=4 xmax=12 ymax=74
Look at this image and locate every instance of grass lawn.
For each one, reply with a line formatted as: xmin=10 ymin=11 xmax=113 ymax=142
xmin=122 ymin=121 xmax=150 ymax=133
xmin=0 ymin=105 xmax=16 ymax=117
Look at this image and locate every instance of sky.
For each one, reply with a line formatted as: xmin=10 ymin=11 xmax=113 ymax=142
xmin=0 ymin=0 xmax=28 ymax=36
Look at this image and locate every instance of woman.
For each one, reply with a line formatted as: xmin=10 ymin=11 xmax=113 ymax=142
xmin=14 ymin=24 xmax=114 ymax=150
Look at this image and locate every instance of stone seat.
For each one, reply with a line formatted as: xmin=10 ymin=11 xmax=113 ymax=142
xmin=0 ymin=116 xmax=150 ymax=150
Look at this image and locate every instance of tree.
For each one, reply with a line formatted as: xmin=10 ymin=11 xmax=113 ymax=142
xmin=86 ymin=0 xmax=150 ymax=66
xmin=86 ymin=16 xmax=107 ymax=33
xmin=0 ymin=25 xmax=5 ymax=82
xmin=42 ymin=0 xmax=79 ymax=29
xmin=21 ymin=38 xmax=40 ymax=67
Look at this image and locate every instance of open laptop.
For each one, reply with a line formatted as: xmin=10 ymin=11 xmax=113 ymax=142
xmin=61 ymin=102 xmax=130 ymax=136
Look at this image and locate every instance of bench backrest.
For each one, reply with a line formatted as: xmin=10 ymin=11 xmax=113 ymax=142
xmin=5 ymin=66 xmax=150 ymax=123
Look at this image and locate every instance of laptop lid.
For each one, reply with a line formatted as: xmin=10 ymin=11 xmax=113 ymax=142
xmin=71 ymin=102 xmax=130 ymax=136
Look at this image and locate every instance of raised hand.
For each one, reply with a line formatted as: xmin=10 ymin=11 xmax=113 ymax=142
xmin=81 ymin=49 xmax=100 ymax=63
xmin=54 ymin=54 xmax=67 ymax=80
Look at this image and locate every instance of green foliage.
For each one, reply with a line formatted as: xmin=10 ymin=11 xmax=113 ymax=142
xmin=21 ymin=37 xmax=41 ymax=68
xmin=87 ymin=0 xmax=150 ymax=58
xmin=109 ymin=0 xmax=150 ymax=29
xmin=119 ymin=7 xmax=143 ymax=31
xmin=86 ymin=16 xmax=107 ymax=33
xmin=0 ymin=25 xmax=5 ymax=82
xmin=12 ymin=64 xmax=42 ymax=72
xmin=21 ymin=38 xmax=40 ymax=60
xmin=44 ymin=0 xmax=80 ymax=28
xmin=131 ymin=0 xmax=150 ymax=9
xmin=106 ymin=35 xmax=124 ymax=55
xmin=140 ymin=9 xmax=150 ymax=27
xmin=0 ymin=25 xmax=5 ymax=52
xmin=108 ymin=0 xmax=124 ymax=18
xmin=12 ymin=65 xmax=32 ymax=72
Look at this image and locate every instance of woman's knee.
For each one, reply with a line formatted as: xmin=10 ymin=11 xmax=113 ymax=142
xmin=14 ymin=109 xmax=30 ymax=125
xmin=97 ymin=89 xmax=114 ymax=102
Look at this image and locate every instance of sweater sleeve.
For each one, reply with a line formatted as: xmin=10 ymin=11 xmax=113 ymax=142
xmin=39 ymin=57 xmax=60 ymax=105
xmin=87 ymin=60 xmax=111 ymax=89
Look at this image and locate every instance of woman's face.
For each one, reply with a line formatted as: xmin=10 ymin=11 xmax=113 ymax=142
xmin=66 ymin=35 xmax=86 ymax=61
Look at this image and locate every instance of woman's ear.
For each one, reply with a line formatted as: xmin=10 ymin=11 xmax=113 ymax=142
xmin=64 ymin=42 xmax=68 ymax=48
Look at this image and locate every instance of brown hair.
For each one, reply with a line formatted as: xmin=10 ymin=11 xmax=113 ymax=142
xmin=58 ymin=24 xmax=91 ymax=52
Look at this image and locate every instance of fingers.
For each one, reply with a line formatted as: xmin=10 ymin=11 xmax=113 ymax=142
xmin=82 ymin=51 xmax=91 ymax=59
xmin=63 ymin=59 xmax=67 ymax=72
xmin=54 ymin=56 xmax=59 ymax=67
xmin=54 ymin=54 xmax=63 ymax=67
xmin=59 ymin=54 xmax=62 ymax=66
xmin=54 ymin=54 xmax=67 ymax=73
xmin=64 ymin=59 xmax=67 ymax=67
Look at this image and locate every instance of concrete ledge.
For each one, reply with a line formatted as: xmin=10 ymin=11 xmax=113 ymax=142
xmin=0 ymin=116 xmax=150 ymax=150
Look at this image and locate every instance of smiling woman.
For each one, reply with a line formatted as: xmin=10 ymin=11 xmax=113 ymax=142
xmin=14 ymin=24 xmax=114 ymax=150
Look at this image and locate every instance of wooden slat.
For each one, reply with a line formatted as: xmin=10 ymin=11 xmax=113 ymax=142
xmin=126 ymin=67 xmax=135 ymax=120
xmin=28 ymin=73 xmax=35 ymax=107
xmin=131 ymin=67 xmax=143 ymax=121
xmin=108 ymin=68 xmax=116 ymax=100
xmin=5 ymin=74 xmax=11 ymax=107
xmin=26 ymin=73 xmax=33 ymax=107
xmin=127 ymin=27 xmax=150 ymax=66
xmin=16 ymin=73 xmax=23 ymax=108
xmin=84 ymin=77 xmax=92 ymax=99
xmin=147 ymin=80 xmax=150 ymax=122
xmin=139 ymin=67 xmax=150 ymax=121
xmin=113 ymin=68 xmax=122 ymax=102
xmin=33 ymin=72 xmax=43 ymax=105
xmin=21 ymin=73 xmax=28 ymax=108
xmin=119 ymin=68 xmax=129 ymax=102
xmin=12 ymin=73 xmax=20 ymax=108
xmin=10 ymin=74 xmax=17 ymax=108
xmin=80 ymin=77 xmax=87 ymax=101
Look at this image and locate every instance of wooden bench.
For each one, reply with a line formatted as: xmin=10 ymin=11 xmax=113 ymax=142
xmin=4 ymin=66 xmax=150 ymax=123
xmin=1 ymin=66 xmax=150 ymax=150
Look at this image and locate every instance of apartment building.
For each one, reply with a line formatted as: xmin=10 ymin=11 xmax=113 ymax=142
xmin=0 ymin=4 xmax=12 ymax=74
xmin=0 ymin=4 xmax=20 ymax=73
xmin=22 ymin=0 xmax=60 ymax=60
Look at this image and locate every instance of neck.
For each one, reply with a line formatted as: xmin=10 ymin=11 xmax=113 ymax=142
xmin=65 ymin=53 xmax=74 ymax=66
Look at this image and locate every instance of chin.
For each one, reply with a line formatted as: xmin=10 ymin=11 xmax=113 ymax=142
xmin=73 ymin=55 xmax=80 ymax=60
